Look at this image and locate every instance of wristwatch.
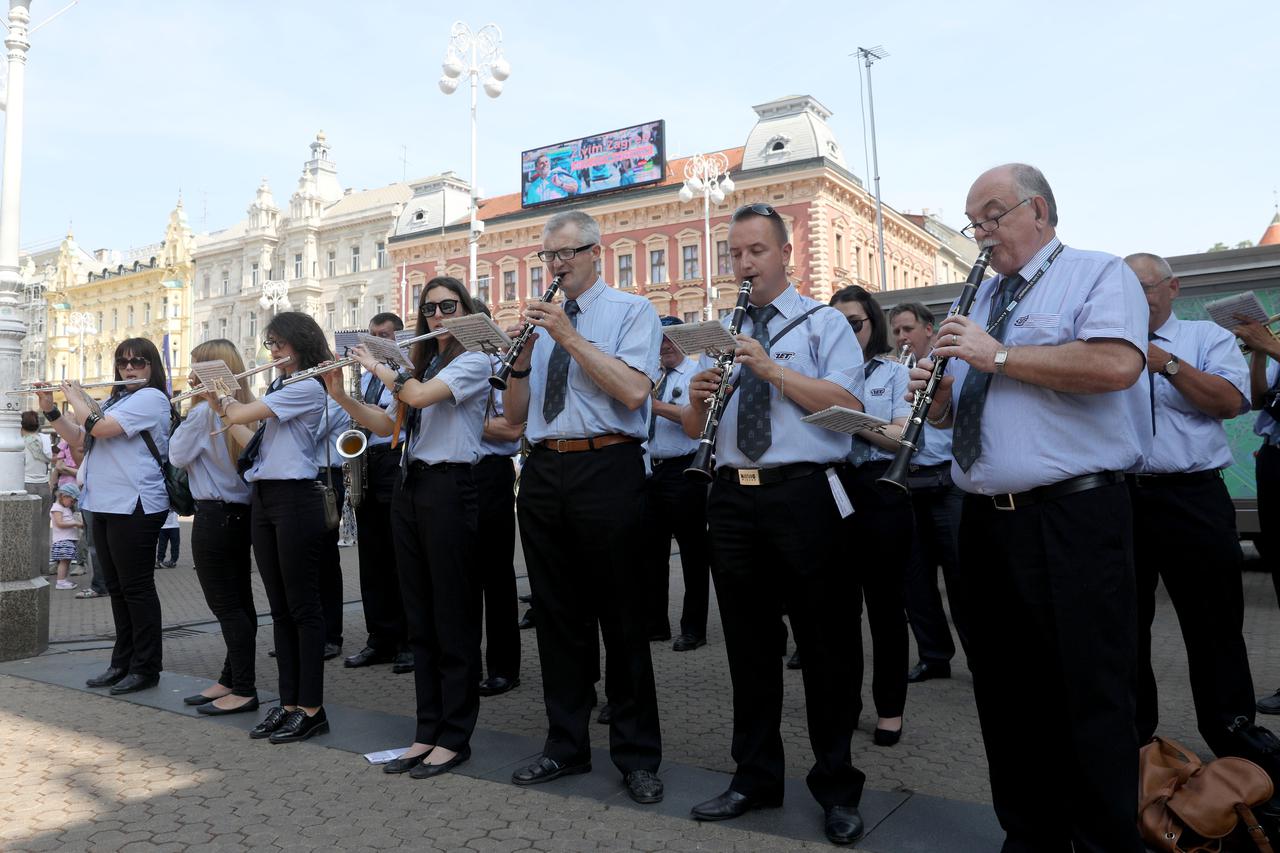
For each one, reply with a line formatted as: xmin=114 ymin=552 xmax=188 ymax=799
xmin=392 ymin=369 xmax=413 ymax=395
xmin=1161 ymin=354 xmax=1181 ymax=377
xmin=993 ymin=349 xmax=1009 ymax=375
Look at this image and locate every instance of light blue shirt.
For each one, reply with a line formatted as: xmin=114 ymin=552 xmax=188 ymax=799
xmin=851 ymin=356 xmax=912 ymax=465
xmin=648 ymin=357 xmax=699 ymax=460
xmin=313 ymin=399 xmax=348 ymax=470
xmin=168 ymin=402 xmax=252 ymax=504
xmin=387 ymin=351 xmax=490 ymax=465
xmin=1256 ymin=360 xmax=1280 ymax=445
xmin=479 ymin=355 xmax=522 ymax=458
xmin=360 ymin=369 xmax=399 ymax=448
xmin=913 ymin=422 xmax=954 ymax=468
xmin=244 ymin=378 xmax=325 ymax=483
xmin=698 ymin=284 xmax=865 ymax=468
xmin=946 ymin=239 xmax=1152 ymax=495
xmin=81 ymin=386 xmax=171 ymax=515
xmin=525 ymin=278 xmax=663 ymax=443
xmin=1141 ymin=314 xmax=1249 ymax=474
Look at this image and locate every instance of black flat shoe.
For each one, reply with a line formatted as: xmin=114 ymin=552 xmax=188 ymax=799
xmin=409 ymin=745 xmax=471 ymax=779
xmin=86 ymin=667 xmax=126 ymax=688
xmin=690 ymin=789 xmax=783 ymax=821
xmin=182 ymin=693 xmax=218 ymax=706
xmin=391 ymin=651 xmax=415 ymax=674
xmin=383 ymin=751 xmax=429 ymax=774
xmin=478 ymin=676 xmax=519 ymax=697
xmin=249 ymin=706 xmax=290 ymax=739
xmin=518 ymin=609 xmax=535 ymax=630
xmin=824 ymin=805 xmax=865 ymax=845
xmin=511 ymin=755 xmax=591 ymax=786
xmin=269 ymin=707 xmax=329 ymax=744
xmin=518 ymin=593 xmax=532 ymax=603
xmin=322 ymin=643 xmax=342 ymax=661
xmin=624 ymin=770 xmax=664 ymax=804
xmin=1258 ymin=689 xmax=1280 ymax=715
xmin=672 ymin=634 xmax=706 ymax=652
xmin=596 ymin=703 xmax=613 ymax=725
xmin=109 ymin=674 xmax=159 ymax=695
xmin=786 ymin=650 xmax=802 ymax=670
xmin=197 ymin=696 xmax=260 ymax=716
xmin=344 ymin=646 xmax=393 ymax=668
xmin=907 ymin=660 xmax=951 ymax=683
xmin=873 ymin=725 xmax=903 ymax=747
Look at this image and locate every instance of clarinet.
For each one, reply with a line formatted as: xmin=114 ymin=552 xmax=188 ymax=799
xmin=490 ymin=275 xmax=563 ymax=391
xmin=684 ymin=279 xmax=754 ymax=483
xmin=878 ymin=246 xmax=993 ymax=494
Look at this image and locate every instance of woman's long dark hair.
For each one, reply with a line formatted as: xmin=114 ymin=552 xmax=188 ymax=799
xmin=110 ymin=338 xmax=168 ymax=399
xmin=829 ymin=285 xmax=891 ymax=360
xmin=412 ymin=276 xmax=478 ymax=378
xmin=264 ymin=311 xmax=333 ymax=372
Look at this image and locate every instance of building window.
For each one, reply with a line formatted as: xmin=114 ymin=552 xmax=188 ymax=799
xmin=200 ymin=321 xmax=209 ymax=340
xmin=251 ymin=262 xmax=259 ymax=288
xmin=169 ymin=296 xmax=179 ymax=318
xmin=411 ymin=284 xmax=421 ymax=307
xmin=96 ymin=311 xmax=104 ymax=333
xmin=649 ymin=249 xmax=666 ymax=285
xmin=144 ymin=302 xmax=151 ymax=324
xmin=127 ymin=306 xmax=135 ymax=326
xmin=326 ymin=304 xmax=336 ymax=330
xmin=344 ymin=299 xmax=358 ymax=326
xmin=716 ymin=240 xmax=731 ymax=276
xmin=682 ymin=245 xmax=699 ymax=280
xmin=374 ymin=296 xmax=385 ymax=315
xmin=202 ymin=273 xmax=210 ymax=297
xmin=530 ymin=267 xmax=544 ymax=298
xmin=221 ymin=272 xmax=229 ymax=295
xmin=617 ymin=253 xmax=634 ymax=288
xmin=350 ymin=244 xmax=361 ymax=273
xmin=718 ymin=307 xmax=732 ymax=320
xmin=218 ymin=318 xmax=227 ymax=339
xmin=503 ymin=270 xmax=517 ymax=302
xmin=476 ymin=275 xmax=491 ymax=302
xmin=375 ymin=242 xmax=386 ymax=269
xmin=294 ymin=253 xmax=303 ymax=279
xmin=248 ymin=312 xmax=257 ymax=340
xmin=326 ymin=251 xmax=337 ymax=278
xmin=834 ymin=233 xmax=844 ymax=270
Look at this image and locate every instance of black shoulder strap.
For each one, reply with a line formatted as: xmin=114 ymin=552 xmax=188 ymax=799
xmin=770 ymin=305 xmax=825 ymax=348
xmin=140 ymin=430 xmax=165 ymax=473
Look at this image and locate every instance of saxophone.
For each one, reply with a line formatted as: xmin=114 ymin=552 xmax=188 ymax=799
xmin=336 ymin=363 xmax=368 ymax=510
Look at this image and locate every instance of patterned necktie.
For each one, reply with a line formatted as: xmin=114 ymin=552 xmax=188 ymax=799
xmin=648 ymin=367 xmax=673 ymax=441
xmin=736 ymin=304 xmax=779 ymax=461
xmin=952 ymin=275 xmax=1023 ymax=472
xmin=363 ymin=370 xmax=385 ymax=405
xmin=541 ymin=299 xmax=580 ymax=423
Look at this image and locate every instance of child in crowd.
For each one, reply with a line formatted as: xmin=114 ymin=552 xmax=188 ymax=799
xmin=157 ymin=509 xmax=180 ymax=568
xmin=50 ymin=483 xmax=84 ymax=590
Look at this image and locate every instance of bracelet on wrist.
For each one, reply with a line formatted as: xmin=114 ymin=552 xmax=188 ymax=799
xmin=926 ymin=403 xmax=951 ymax=427
xmin=509 ymin=367 xmax=532 ymax=379
xmin=84 ymin=413 xmax=102 ymax=436
xmin=43 ymin=407 xmax=61 ymax=423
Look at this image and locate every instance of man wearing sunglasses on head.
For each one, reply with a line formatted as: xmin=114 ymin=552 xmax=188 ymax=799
xmin=681 ymin=203 xmax=868 ymax=845
xmin=501 ymin=209 xmax=666 ymax=806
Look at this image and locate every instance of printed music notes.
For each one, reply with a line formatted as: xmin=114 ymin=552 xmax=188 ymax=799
xmin=333 ymin=329 xmax=364 ymax=356
xmin=441 ymin=314 xmax=514 ymax=354
xmin=802 ymin=405 xmax=895 ymax=437
xmin=190 ymin=360 xmax=241 ymax=397
xmin=1205 ymin=291 xmax=1269 ymax=330
xmin=357 ymin=334 xmax=415 ymax=370
xmin=660 ymin=320 xmax=738 ymax=356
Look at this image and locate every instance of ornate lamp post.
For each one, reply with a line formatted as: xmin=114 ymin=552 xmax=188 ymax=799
xmin=259 ymin=278 xmax=291 ymax=315
xmin=678 ymin=152 xmax=735 ymax=320
xmin=438 ymin=22 xmax=510 ymax=301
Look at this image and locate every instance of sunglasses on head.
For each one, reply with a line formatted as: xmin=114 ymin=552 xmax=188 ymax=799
xmin=734 ymin=202 xmax=778 ymax=219
xmin=115 ymin=356 xmax=150 ymax=370
xmin=420 ymin=299 xmax=460 ymax=317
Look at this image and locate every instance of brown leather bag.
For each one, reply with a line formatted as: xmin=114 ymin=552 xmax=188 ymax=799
xmin=1139 ymin=736 xmax=1275 ymax=852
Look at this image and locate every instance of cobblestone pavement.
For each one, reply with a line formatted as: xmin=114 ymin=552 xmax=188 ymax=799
xmin=0 ymin=675 xmax=837 ymax=853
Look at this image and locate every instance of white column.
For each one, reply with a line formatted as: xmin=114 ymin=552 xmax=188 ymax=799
xmin=0 ymin=1 xmax=33 ymax=494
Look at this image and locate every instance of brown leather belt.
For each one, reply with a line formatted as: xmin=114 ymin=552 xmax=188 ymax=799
xmin=537 ymin=434 xmax=639 ymax=453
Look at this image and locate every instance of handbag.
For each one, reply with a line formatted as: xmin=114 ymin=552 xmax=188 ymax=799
xmin=141 ymin=430 xmax=196 ymax=516
xmin=1139 ymin=735 xmax=1275 ymax=853
xmin=317 ymin=403 xmax=339 ymax=531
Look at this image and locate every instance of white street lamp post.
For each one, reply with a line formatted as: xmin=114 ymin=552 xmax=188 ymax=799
xmin=259 ymin=278 xmax=291 ymax=316
xmin=438 ymin=22 xmax=510 ymax=301
xmin=856 ymin=45 xmax=889 ymax=291
xmin=66 ymin=310 xmax=95 ymax=380
xmin=678 ymin=152 xmax=735 ymax=320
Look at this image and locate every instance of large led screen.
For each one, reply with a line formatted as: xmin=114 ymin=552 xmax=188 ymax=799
xmin=520 ymin=120 xmax=665 ymax=208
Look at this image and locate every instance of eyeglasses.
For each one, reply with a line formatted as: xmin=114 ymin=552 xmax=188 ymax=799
xmin=960 ymin=198 xmax=1032 ymax=239
xmin=115 ymin=356 xmax=150 ymax=370
xmin=733 ymin=202 xmax=778 ymax=220
xmin=846 ymin=316 xmax=866 ymax=333
xmin=537 ymin=243 xmax=596 ymax=263
xmin=1139 ymin=275 xmax=1173 ymax=292
xmin=262 ymin=338 xmax=284 ymax=350
xmin=420 ymin=299 xmax=460 ymax=317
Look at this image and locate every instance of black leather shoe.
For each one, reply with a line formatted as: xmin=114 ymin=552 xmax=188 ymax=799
xmin=478 ymin=676 xmax=519 ymax=697
xmin=518 ymin=593 xmax=532 ymax=603
xmin=344 ymin=646 xmax=392 ymax=668
xmin=648 ymin=629 xmax=672 ymax=642
xmin=672 ymin=634 xmax=706 ymax=652
xmin=269 ymin=707 xmax=329 ymax=744
xmin=322 ymin=643 xmax=342 ymax=661
xmin=511 ymin=755 xmax=591 ymax=786
xmin=86 ymin=667 xmax=126 ymax=688
xmin=109 ymin=673 xmax=159 ymax=695
xmin=624 ymin=770 xmax=664 ymax=804
xmin=824 ymin=805 xmax=865 ymax=845
xmin=518 ymin=609 xmax=535 ymax=629
xmin=596 ymin=703 xmax=613 ymax=725
xmin=787 ymin=650 xmax=802 ymax=670
xmin=268 ymin=648 xmax=276 ymax=658
xmin=182 ymin=692 xmax=218 ymax=706
xmin=1258 ymin=689 xmax=1280 ymax=715
xmin=873 ymin=725 xmax=903 ymax=747
xmin=409 ymin=745 xmax=471 ymax=779
xmin=690 ymin=789 xmax=783 ymax=821
xmin=249 ymin=706 xmax=289 ymax=739
xmin=907 ymin=661 xmax=951 ymax=683
xmin=197 ymin=696 xmax=260 ymax=716
xmin=391 ymin=651 xmax=415 ymax=674
xmin=384 ymin=751 xmax=429 ymax=774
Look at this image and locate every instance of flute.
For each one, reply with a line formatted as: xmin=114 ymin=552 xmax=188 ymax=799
xmin=6 ymin=378 xmax=145 ymax=396
xmin=280 ymin=329 xmax=449 ymax=386
xmin=171 ymin=357 xmax=293 ymax=403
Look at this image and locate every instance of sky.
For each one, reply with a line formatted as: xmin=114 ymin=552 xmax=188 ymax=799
xmin=9 ymin=0 xmax=1279 ymax=261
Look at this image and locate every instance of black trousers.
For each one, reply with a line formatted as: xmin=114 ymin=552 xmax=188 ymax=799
xmin=517 ymin=442 xmax=662 ymax=775
xmin=1258 ymin=442 xmax=1280 ymax=607
xmin=392 ymin=463 xmax=481 ymax=750
xmin=355 ymin=448 xmax=407 ymax=652
xmin=473 ymin=454 xmax=520 ymax=680
xmin=319 ymin=468 xmax=345 ymax=647
xmin=961 ymin=482 xmax=1143 ymax=853
xmin=156 ymin=527 xmax=180 ymax=563
xmin=191 ymin=500 xmax=257 ymax=697
xmin=905 ymin=481 xmax=969 ymax=665
xmin=707 ymin=468 xmax=865 ymax=809
xmin=1132 ymin=474 xmax=1255 ymax=757
xmin=252 ymin=480 xmax=327 ymax=708
xmin=642 ymin=454 xmax=712 ymax=639
xmin=842 ymin=462 xmax=911 ymax=719
xmin=93 ymin=501 xmax=166 ymax=678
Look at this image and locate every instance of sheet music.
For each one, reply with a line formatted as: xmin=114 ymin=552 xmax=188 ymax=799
xmin=363 ymin=747 xmax=409 ymax=765
xmin=442 ymin=314 xmax=514 ymax=354
xmin=394 ymin=329 xmax=419 ymax=347
xmin=190 ymin=360 xmax=241 ymax=396
xmin=801 ymin=406 xmax=893 ymax=437
xmin=1205 ymin=291 xmax=1269 ymax=330
xmin=357 ymin=333 xmax=415 ymax=369
xmin=333 ymin=329 xmax=363 ymax=356
xmin=660 ymin=320 xmax=738 ymax=356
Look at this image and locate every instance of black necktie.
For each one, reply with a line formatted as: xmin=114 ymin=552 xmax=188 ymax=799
xmin=648 ymin=367 xmax=673 ymax=441
xmin=952 ymin=275 xmax=1023 ymax=472
xmin=736 ymin=304 xmax=779 ymax=461
xmin=541 ymin=299 xmax=580 ymax=422
xmin=1148 ymin=332 xmax=1159 ymax=436
xmin=363 ymin=371 xmax=385 ymax=405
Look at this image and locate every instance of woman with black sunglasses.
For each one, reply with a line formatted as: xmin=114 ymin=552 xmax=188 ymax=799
xmin=829 ymin=285 xmax=914 ymax=748
xmin=217 ymin=311 xmax=333 ymax=744
xmin=36 ymin=338 xmax=172 ymax=696
xmin=322 ymin=276 xmax=489 ymax=779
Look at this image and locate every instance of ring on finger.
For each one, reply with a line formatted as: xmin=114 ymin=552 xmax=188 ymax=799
xmin=951 ymin=334 xmax=959 ymax=345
